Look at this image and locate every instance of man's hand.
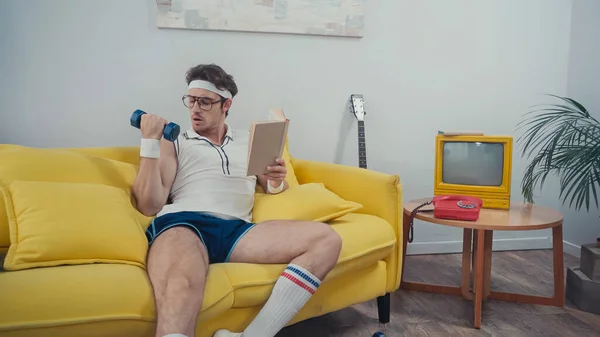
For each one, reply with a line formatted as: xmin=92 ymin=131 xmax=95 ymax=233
xmin=141 ymin=113 xmax=168 ymax=140
xmin=257 ymin=158 xmax=288 ymax=194
xmin=264 ymin=158 xmax=287 ymax=187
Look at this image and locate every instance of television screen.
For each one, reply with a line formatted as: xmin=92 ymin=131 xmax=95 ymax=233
xmin=442 ymin=141 xmax=504 ymax=186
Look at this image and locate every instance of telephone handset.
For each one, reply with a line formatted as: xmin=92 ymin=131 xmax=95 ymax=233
xmin=407 ymin=195 xmax=483 ymax=243
xmin=432 ymin=195 xmax=482 ymax=208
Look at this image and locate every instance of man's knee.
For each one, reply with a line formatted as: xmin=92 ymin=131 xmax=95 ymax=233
xmin=151 ymin=257 xmax=208 ymax=305
xmin=310 ymin=222 xmax=342 ymax=258
xmin=163 ymin=273 xmax=205 ymax=297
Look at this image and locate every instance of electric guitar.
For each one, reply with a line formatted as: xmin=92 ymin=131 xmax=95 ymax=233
xmin=349 ymin=94 xmax=367 ymax=169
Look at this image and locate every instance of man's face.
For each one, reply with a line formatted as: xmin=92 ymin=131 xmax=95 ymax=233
xmin=185 ymin=88 xmax=232 ymax=133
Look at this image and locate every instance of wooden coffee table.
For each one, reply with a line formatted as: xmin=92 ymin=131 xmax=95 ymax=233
xmin=400 ymin=198 xmax=565 ymax=329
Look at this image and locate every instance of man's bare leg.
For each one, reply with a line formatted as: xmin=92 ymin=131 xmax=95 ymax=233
xmin=214 ymin=220 xmax=342 ymax=337
xmin=148 ymin=227 xmax=209 ymax=337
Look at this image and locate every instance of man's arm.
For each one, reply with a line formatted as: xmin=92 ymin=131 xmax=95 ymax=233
xmin=132 ymin=138 xmax=178 ymax=216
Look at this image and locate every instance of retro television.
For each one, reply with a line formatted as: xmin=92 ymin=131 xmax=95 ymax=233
xmin=434 ymin=133 xmax=513 ymax=210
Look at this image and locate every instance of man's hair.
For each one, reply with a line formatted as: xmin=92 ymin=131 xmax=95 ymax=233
xmin=185 ymin=64 xmax=237 ymax=116
xmin=185 ymin=63 xmax=238 ymax=99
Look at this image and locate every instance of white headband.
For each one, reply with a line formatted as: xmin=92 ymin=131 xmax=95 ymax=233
xmin=188 ymin=80 xmax=232 ymax=99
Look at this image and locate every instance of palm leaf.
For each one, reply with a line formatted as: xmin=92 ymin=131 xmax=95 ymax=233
xmin=516 ymin=95 xmax=600 ymax=212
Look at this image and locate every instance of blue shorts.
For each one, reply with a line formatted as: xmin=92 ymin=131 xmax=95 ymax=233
xmin=145 ymin=211 xmax=255 ymax=264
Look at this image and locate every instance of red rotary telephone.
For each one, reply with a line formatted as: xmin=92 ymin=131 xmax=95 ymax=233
xmin=408 ymin=195 xmax=483 ymax=243
xmin=431 ymin=195 xmax=483 ymax=221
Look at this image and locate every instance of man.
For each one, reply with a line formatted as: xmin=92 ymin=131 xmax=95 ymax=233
xmin=132 ymin=64 xmax=342 ymax=337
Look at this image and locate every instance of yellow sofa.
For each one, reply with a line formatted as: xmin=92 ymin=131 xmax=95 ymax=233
xmin=0 ymin=142 xmax=403 ymax=337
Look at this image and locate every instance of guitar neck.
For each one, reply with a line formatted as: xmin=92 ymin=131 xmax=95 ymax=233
xmin=357 ymin=120 xmax=367 ymax=169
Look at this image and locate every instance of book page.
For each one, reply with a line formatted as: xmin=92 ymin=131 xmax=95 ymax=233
xmin=269 ymin=108 xmax=287 ymax=121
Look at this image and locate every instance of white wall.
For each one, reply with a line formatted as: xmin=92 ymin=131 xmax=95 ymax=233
xmin=563 ymin=0 xmax=600 ymax=257
xmin=2 ymin=0 xmax=594 ymax=256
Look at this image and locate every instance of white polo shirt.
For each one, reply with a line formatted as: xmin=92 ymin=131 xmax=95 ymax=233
xmin=156 ymin=125 xmax=257 ymax=222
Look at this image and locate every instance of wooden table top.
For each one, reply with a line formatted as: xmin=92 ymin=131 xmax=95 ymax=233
xmin=404 ymin=198 xmax=563 ymax=231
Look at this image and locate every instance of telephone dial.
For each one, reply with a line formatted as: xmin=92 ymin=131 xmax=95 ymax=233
xmin=408 ymin=195 xmax=483 ymax=243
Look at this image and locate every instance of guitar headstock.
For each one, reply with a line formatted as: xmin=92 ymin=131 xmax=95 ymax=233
xmin=350 ymin=94 xmax=366 ymax=121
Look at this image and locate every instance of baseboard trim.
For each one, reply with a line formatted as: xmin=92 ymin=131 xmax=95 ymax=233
xmin=405 ymin=236 xmax=583 ymax=259
xmin=406 ymin=236 xmax=551 ymax=255
xmin=563 ymin=241 xmax=580 ymax=258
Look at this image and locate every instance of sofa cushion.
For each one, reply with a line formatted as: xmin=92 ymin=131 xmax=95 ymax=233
xmin=0 ymin=145 xmax=141 ymax=250
xmin=252 ymin=183 xmax=362 ymax=223
xmin=218 ymin=213 xmax=396 ymax=308
xmin=0 ymin=263 xmax=234 ymax=334
xmin=1 ymin=180 xmax=150 ymax=271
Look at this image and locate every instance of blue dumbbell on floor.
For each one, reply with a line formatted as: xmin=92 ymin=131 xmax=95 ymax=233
xmin=130 ymin=109 xmax=180 ymax=142
xmin=373 ymin=333 xmax=386 ymax=337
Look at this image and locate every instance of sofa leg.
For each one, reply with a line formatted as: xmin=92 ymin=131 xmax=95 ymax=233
xmin=377 ymin=293 xmax=390 ymax=323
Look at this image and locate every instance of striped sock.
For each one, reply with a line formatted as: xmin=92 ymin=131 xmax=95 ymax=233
xmin=242 ymin=264 xmax=321 ymax=337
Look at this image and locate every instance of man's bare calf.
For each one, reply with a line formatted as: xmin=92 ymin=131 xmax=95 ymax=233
xmin=147 ymin=227 xmax=209 ymax=337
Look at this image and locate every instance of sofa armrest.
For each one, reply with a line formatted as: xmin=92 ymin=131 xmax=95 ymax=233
xmin=291 ymin=158 xmax=404 ymax=291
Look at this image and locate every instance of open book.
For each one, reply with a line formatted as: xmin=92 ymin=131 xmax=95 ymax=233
xmin=246 ymin=108 xmax=289 ymax=176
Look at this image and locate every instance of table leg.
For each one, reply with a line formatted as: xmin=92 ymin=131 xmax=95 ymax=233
xmin=471 ymin=230 xmax=477 ymax=281
xmin=400 ymin=211 xmax=462 ymax=296
xmin=461 ymin=229 xmax=473 ymax=300
xmin=483 ymin=230 xmax=493 ymax=299
xmin=473 ymin=229 xmax=485 ymax=329
xmin=400 ymin=211 xmax=410 ymax=287
xmin=553 ymin=224 xmax=565 ymax=306
xmin=487 ymin=224 xmax=566 ymax=307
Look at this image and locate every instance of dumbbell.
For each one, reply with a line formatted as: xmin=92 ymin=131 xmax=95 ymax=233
xmin=372 ymin=333 xmax=386 ymax=337
xmin=130 ymin=109 xmax=180 ymax=142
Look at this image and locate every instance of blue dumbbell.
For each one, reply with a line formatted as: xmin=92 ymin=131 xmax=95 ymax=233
xmin=130 ymin=109 xmax=180 ymax=142
xmin=373 ymin=333 xmax=386 ymax=337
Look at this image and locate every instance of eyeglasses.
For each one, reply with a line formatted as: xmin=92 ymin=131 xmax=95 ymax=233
xmin=182 ymin=95 xmax=226 ymax=111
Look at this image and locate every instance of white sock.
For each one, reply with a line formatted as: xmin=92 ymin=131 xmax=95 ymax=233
xmin=212 ymin=264 xmax=321 ymax=337
xmin=244 ymin=263 xmax=321 ymax=337
xmin=163 ymin=334 xmax=188 ymax=337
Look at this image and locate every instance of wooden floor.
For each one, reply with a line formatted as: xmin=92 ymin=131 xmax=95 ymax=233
xmin=278 ymin=250 xmax=600 ymax=336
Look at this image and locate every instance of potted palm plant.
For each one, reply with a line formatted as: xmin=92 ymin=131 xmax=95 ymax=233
xmin=516 ymin=94 xmax=600 ymax=313
xmin=517 ymin=94 xmax=599 ymax=216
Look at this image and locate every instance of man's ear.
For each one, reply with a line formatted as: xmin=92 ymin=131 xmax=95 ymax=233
xmin=222 ymin=99 xmax=232 ymax=114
